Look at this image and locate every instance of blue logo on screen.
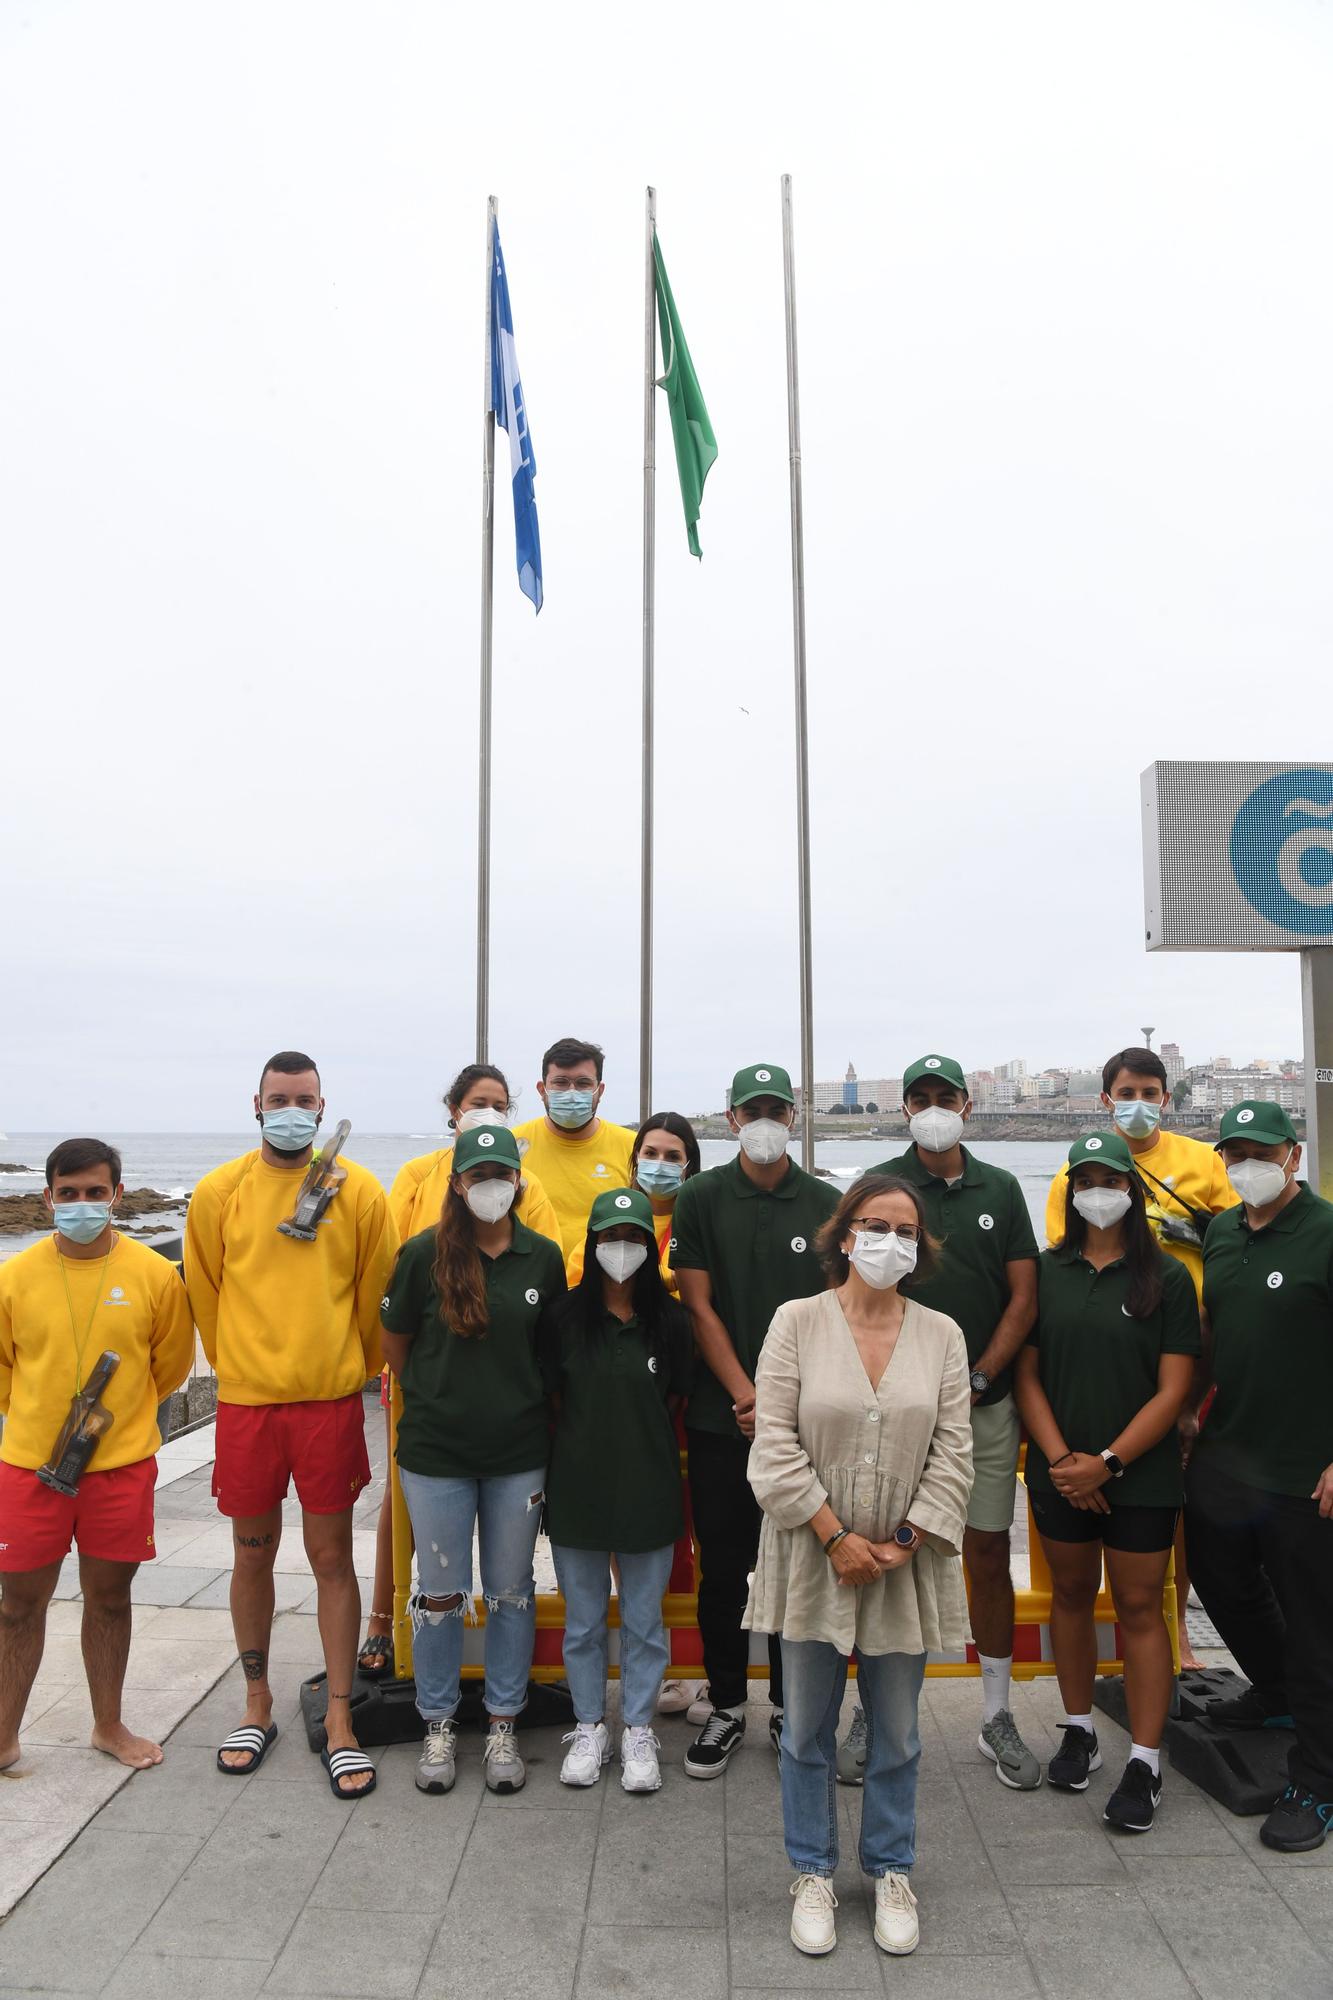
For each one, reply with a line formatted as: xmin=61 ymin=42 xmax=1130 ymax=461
xmin=1230 ymin=769 xmax=1333 ymax=936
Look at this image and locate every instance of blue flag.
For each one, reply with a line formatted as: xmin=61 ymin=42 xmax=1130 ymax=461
xmin=489 ymin=221 xmax=543 ymax=613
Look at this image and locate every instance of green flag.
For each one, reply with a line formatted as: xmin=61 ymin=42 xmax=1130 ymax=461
xmin=653 ymin=232 xmax=717 ymax=558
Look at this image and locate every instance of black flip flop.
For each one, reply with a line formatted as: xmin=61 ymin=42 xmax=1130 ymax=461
xmin=358 ymin=1633 xmax=394 ymax=1680
xmin=321 ymin=1745 xmax=377 ymax=1800
xmin=216 ymin=1723 xmax=278 ymax=1774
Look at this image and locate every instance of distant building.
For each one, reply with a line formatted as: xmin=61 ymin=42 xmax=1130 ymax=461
xmin=842 ymin=1062 xmax=858 ymax=1110
xmin=1161 ymin=1041 xmax=1184 ymax=1088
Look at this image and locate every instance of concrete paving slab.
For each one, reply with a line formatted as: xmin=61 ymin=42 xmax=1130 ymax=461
xmin=1264 ymin=1864 xmax=1333 ymax=1945
xmin=0 ymin=1826 xmax=200 ymax=1992
xmin=867 ymin=1952 xmax=1044 ymax=1996
xmin=264 ymin=1905 xmax=439 ymax=1998
xmin=448 ymin=1802 xmax=599 ymax=1919
xmin=131 ymin=1563 xmax=229 ymax=1605
xmin=1130 ymin=1858 xmax=1333 ymax=1998
xmin=1004 ymin=1883 xmax=1200 ymax=1998
xmin=591 ymin=1789 xmax=726 ymax=1928
xmin=0 ymin=1744 xmax=131 ymax=1825
xmin=418 ymin=1906 xmax=586 ymax=2000
xmin=185 ymin=1571 xmax=314 ymax=1612
xmin=577 ymin=1924 xmax=729 ymax=1999
xmin=102 ymin=1953 xmax=272 ymax=1999
xmin=724 ymin=1832 xmax=883 ymax=1990
xmin=95 ymin=1747 xmax=256 ymax=1835
xmin=305 ymin=1752 xmax=476 ymax=1913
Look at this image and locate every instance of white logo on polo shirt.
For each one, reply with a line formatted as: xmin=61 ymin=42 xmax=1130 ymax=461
xmin=669 ymin=1237 xmax=678 ymax=1253
xmin=381 ymin=1296 xmax=391 ymax=1311
xmin=104 ymin=1286 xmax=130 ymax=1306
xmin=647 ymin=1357 xmax=659 ymax=1373
xmin=791 ymin=1236 xmax=807 ymax=1253
xmin=755 ymin=1069 xmax=772 ymax=1082
xmin=594 ymin=1163 xmax=608 ymax=1176
xmin=525 ymin=1288 xmax=540 ymax=1305
xmin=978 ymin=1214 xmax=994 ymax=1231
xmin=476 ymin=1132 xmax=496 ymax=1148
xmin=614 ymin=1195 xmax=633 ymax=1210
xmin=1236 ymin=1109 xmax=1255 ymax=1124
xmin=1084 ymin=1137 xmax=1103 ymax=1152
xmin=1267 ymin=1271 xmax=1283 ymax=1289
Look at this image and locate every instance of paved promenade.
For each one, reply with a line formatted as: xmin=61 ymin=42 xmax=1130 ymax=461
xmin=2 ymin=1399 xmax=1330 ymax=1998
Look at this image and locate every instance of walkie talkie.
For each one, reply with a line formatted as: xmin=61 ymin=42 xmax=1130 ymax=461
xmin=277 ymin=1119 xmax=352 ymax=1240
xmin=37 ymin=1350 xmax=121 ymax=1496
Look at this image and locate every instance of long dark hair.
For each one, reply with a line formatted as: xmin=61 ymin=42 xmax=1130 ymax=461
xmin=816 ymin=1173 xmax=942 ymax=1292
xmin=444 ymin=1063 xmax=511 ymax=1121
xmin=569 ymin=1224 xmax=679 ymax=1374
xmin=1061 ymin=1171 xmax=1164 ymax=1319
xmin=432 ymin=1178 xmax=509 ymax=1338
xmin=630 ymin=1111 xmax=701 ymax=1183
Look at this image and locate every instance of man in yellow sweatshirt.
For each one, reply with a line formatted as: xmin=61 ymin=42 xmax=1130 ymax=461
xmin=0 ymin=1137 xmax=194 ymax=1775
xmin=184 ymin=1052 xmax=397 ymax=1800
xmin=510 ymin=1036 xmax=636 ymax=1257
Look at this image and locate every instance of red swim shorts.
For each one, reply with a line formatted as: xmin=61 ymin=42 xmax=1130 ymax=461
xmin=0 ymin=1457 xmax=157 ymax=1572
xmin=212 ymin=1394 xmax=370 ymax=1519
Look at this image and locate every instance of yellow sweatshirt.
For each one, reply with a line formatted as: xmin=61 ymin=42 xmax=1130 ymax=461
xmin=509 ymin=1117 xmax=637 ymax=1257
xmin=0 ymin=1234 xmax=195 ymax=1471
xmin=184 ymin=1151 xmax=397 ymax=1406
xmin=389 ymin=1147 xmax=563 ymax=1250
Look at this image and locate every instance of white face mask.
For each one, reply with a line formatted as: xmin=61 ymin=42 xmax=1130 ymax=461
xmin=848 ymin=1229 xmax=918 ymax=1291
xmin=595 ymin=1241 xmax=649 ymax=1283
xmin=909 ymin=1107 xmax=965 ymax=1154
xmin=737 ymin=1118 xmax=790 ymax=1166
xmin=465 ymin=1179 xmax=517 ymax=1224
xmin=1073 ymin=1187 xmax=1132 ymax=1230
xmin=455 ymin=1106 xmax=507 ymax=1134
xmin=1227 ymin=1154 xmax=1291 ymax=1209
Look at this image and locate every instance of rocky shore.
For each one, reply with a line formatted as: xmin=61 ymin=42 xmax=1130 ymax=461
xmin=0 ymin=1188 xmax=186 ymax=1237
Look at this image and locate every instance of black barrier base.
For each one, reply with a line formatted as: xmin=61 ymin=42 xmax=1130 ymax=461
xmin=1092 ymin=1669 xmax=1292 ymax=1817
xmin=299 ymin=1668 xmax=576 ymax=1752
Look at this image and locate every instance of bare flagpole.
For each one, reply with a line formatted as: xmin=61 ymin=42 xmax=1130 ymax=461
xmin=640 ymin=187 xmax=657 ymax=1124
xmin=782 ymin=174 xmax=816 ymax=1166
xmin=477 ymin=195 xmax=497 ymax=1062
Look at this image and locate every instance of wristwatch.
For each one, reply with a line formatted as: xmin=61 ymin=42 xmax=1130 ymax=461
xmin=969 ymin=1368 xmax=991 ymax=1395
xmin=892 ymin=1523 xmax=920 ymax=1550
xmin=1100 ymin=1449 xmax=1125 ymax=1479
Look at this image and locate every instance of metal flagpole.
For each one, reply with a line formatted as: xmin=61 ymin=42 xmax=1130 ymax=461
xmin=477 ymin=195 xmax=497 ymax=1062
xmin=782 ymin=174 xmax=816 ymax=1167
xmin=639 ymin=187 xmax=657 ymax=1124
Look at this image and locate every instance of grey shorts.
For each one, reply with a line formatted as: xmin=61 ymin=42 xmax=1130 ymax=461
xmin=966 ymin=1394 xmax=1021 ymax=1533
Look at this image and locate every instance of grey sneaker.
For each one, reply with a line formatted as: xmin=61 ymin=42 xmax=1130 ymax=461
xmin=978 ymin=1708 xmax=1042 ymax=1790
xmin=836 ymin=1704 xmax=868 ymax=1786
xmin=483 ymin=1719 xmax=526 ymax=1794
xmin=415 ymin=1718 xmax=457 ymax=1794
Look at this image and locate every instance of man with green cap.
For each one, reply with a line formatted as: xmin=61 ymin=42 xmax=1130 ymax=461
xmin=836 ymin=1054 xmax=1041 ymax=1792
xmin=1185 ymin=1101 xmax=1333 ymax=1853
xmin=671 ymin=1063 xmax=838 ymax=1777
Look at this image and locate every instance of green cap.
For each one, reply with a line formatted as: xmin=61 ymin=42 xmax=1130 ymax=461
xmin=453 ymin=1125 xmax=522 ymax=1175
xmin=588 ymin=1187 xmax=656 ymax=1234
xmin=731 ymin=1063 xmax=795 ymax=1108
xmin=1066 ymin=1131 xmax=1136 ymax=1176
xmin=1216 ymin=1101 xmax=1299 ymax=1148
xmin=902 ymin=1053 xmax=968 ymax=1094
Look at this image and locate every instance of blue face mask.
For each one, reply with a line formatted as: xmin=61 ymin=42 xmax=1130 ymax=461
xmin=261 ymin=1108 xmax=320 ymax=1153
xmin=1112 ymin=1099 xmax=1161 ymax=1139
xmin=53 ymin=1203 xmax=112 ymax=1245
xmin=546 ymin=1088 xmax=595 ymax=1130
xmin=637 ymin=1159 xmax=685 ymax=1197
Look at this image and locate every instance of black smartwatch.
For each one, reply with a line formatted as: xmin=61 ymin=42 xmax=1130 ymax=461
xmin=1100 ymin=1449 xmax=1125 ymax=1479
xmin=892 ymin=1524 xmax=919 ymax=1550
xmin=969 ymin=1369 xmax=991 ymax=1395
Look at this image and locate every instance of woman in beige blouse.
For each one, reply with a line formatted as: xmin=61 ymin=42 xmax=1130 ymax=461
xmin=745 ymin=1173 xmax=973 ymax=1961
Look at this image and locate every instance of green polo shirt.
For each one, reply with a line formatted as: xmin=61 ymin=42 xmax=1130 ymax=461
xmin=1025 ymin=1246 xmax=1200 ymax=1506
xmin=382 ymin=1219 xmax=567 ymax=1480
xmin=542 ymin=1297 xmax=693 ymax=1552
xmin=671 ymin=1155 xmax=837 ymax=1438
xmin=1199 ymin=1183 xmax=1333 ymax=1496
xmin=873 ymin=1145 xmax=1038 ymax=1405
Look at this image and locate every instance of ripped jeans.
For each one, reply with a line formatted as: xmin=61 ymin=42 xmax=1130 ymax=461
xmin=398 ymin=1465 xmax=546 ymax=1721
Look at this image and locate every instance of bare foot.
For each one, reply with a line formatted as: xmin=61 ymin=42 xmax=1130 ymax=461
xmin=219 ymin=1702 xmax=274 ymax=1771
xmin=1179 ymin=1651 xmax=1206 ymax=1672
xmin=0 ymin=1742 xmax=21 ymax=1773
xmin=91 ymin=1722 xmax=163 ymax=1768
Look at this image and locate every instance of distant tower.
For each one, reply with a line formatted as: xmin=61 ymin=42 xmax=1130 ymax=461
xmin=1140 ymin=1026 xmax=1156 ymax=1050
xmin=842 ymin=1061 xmax=859 ymax=1111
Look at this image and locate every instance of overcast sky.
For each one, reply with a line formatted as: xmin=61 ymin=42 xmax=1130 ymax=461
xmin=3 ymin=1 xmax=1330 ymax=1133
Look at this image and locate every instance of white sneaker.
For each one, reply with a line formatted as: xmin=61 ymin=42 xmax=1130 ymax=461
xmin=621 ymin=1725 xmax=662 ymax=1793
xmin=789 ymin=1874 xmax=838 ymax=1956
xmin=656 ymin=1678 xmax=698 ymax=1715
xmin=560 ymin=1721 xmax=610 ymax=1787
xmin=414 ymin=1718 xmax=457 ymax=1794
xmin=685 ymin=1683 xmax=716 ymax=1726
xmin=873 ymin=1871 xmax=919 ymax=1955
xmin=483 ymin=1719 xmax=526 ymax=1794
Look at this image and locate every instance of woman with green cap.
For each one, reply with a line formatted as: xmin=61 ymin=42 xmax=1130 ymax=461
xmin=544 ymin=1186 xmax=693 ymax=1794
xmin=1015 ymin=1131 xmax=1200 ymax=1834
xmin=379 ymin=1124 xmax=567 ymax=1799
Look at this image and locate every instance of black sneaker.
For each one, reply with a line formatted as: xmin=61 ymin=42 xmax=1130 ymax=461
xmin=1260 ymin=1784 xmax=1333 ymax=1853
xmin=1048 ymin=1724 xmax=1102 ymax=1791
xmin=769 ymin=1709 xmax=783 ymax=1754
xmin=1103 ymin=1757 xmax=1162 ymax=1832
xmin=683 ymin=1708 xmax=745 ymax=1780
xmin=1205 ymin=1687 xmax=1294 ymax=1731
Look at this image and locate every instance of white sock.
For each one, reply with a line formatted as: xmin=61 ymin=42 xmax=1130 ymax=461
xmin=1062 ymin=1713 xmax=1094 ymax=1734
xmin=1129 ymin=1742 xmax=1161 ymax=1776
xmin=978 ymin=1654 xmax=1012 ymax=1723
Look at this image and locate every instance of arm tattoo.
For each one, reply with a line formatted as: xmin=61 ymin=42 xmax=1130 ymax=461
xmin=240 ymin=1649 xmax=267 ymax=1681
xmin=235 ymin=1532 xmax=275 ymax=1548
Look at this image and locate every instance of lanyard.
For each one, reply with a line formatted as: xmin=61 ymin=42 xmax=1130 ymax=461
xmin=56 ymin=1244 xmax=113 ymax=1393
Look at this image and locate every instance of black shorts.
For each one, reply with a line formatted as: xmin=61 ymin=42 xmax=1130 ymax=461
xmin=1029 ymin=1485 xmax=1177 ymax=1554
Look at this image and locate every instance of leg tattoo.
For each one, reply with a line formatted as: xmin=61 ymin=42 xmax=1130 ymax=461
xmin=240 ymin=1649 xmax=267 ymax=1681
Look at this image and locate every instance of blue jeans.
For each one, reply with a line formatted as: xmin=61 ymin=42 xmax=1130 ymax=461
xmin=552 ymin=1543 xmax=673 ymax=1728
xmin=398 ymin=1464 xmax=545 ymax=1721
xmin=780 ymin=1639 xmax=927 ymax=1877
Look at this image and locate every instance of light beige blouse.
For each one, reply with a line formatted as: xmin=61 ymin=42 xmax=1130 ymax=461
xmin=743 ymin=1289 xmax=974 ymax=1657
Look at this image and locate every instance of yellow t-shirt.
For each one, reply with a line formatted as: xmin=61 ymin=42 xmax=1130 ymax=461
xmin=509 ymin=1117 xmax=637 ymax=1257
xmin=184 ymin=1151 xmax=397 ymax=1406
xmin=566 ymin=1208 xmax=678 ymax=1292
xmin=0 ymin=1234 xmax=196 ymax=1471
xmin=388 ymin=1147 xmax=563 ymax=1251
xmin=1044 ymin=1126 xmax=1237 ymax=1298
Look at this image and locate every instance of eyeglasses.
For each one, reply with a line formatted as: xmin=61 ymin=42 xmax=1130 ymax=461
xmin=849 ymin=1218 xmax=920 ymax=1243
